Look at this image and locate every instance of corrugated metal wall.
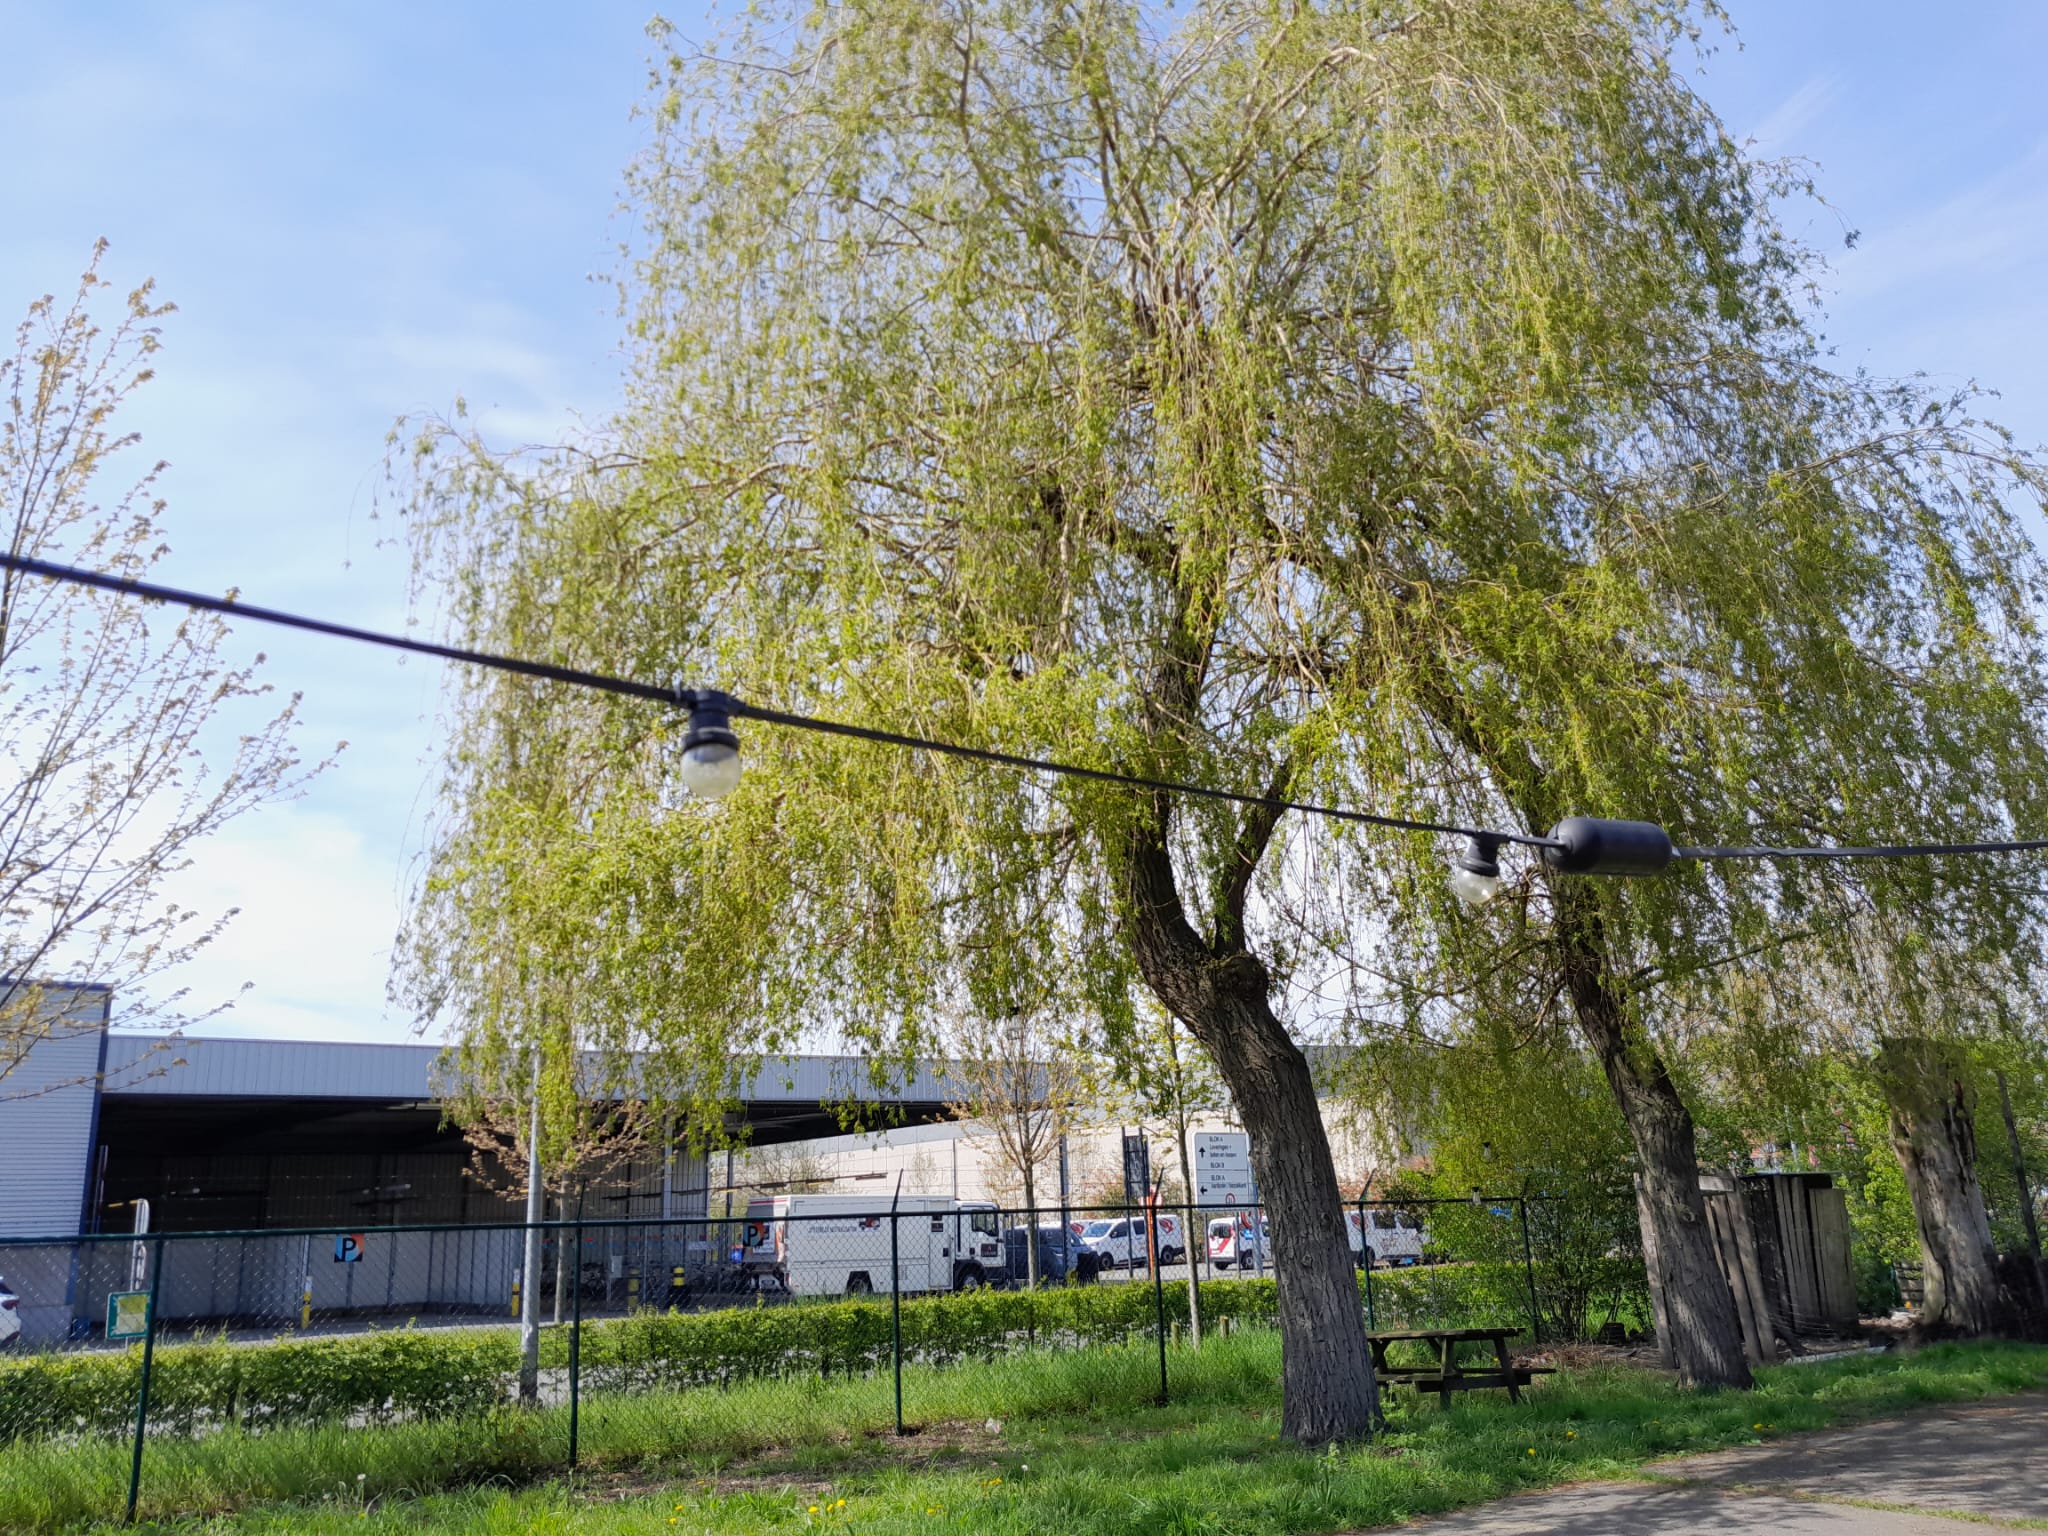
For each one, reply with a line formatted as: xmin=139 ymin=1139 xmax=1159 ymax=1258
xmin=0 ymin=984 xmax=109 ymax=1237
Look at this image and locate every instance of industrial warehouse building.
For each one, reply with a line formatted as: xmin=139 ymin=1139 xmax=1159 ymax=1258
xmin=0 ymin=986 xmax=956 ymax=1344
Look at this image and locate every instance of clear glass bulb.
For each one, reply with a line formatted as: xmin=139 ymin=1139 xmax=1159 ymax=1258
xmin=679 ymin=741 xmax=742 ymax=800
xmin=1448 ymin=864 xmax=1502 ymax=908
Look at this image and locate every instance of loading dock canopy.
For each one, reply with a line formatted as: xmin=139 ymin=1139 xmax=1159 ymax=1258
xmin=86 ymin=1033 xmax=956 ymax=1233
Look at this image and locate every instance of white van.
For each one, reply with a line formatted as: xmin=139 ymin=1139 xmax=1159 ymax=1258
xmin=1207 ymin=1209 xmax=1423 ymax=1270
xmin=1075 ymin=1213 xmax=1184 ymax=1268
xmin=1360 ymin=1207 xmax=1427 ymax=1268
xmin=1207 ymin=1213 xmax=1269 ymax=1270
xmin=742 ymin=1194 xmax=1006 ymax=1297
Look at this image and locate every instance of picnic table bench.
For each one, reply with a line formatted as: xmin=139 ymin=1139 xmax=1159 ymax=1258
xmin=1367 ymin=1326 xmax=1554 ymax=1411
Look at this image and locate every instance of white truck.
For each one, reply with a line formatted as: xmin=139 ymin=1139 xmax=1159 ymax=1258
xmin=742 ymin=1194 xmax=1007 ymax=1297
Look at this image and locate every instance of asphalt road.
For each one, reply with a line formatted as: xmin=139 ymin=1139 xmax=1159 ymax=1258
xmin=1378 ymin=1392 xmax=2048 ymax=1534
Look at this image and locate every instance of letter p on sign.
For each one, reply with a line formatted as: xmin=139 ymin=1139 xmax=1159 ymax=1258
xmin=334 ymin=1233 xmax=365 ymax=1263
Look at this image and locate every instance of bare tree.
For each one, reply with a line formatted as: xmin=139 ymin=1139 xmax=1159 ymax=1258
xmin=1116 ymin=1007 xmax=1227 ymax=1344
xmin=945 ymin=1011 xmax=1087 ymax=1286
xmin=2 ymin=246 xmax=323 ymax=1087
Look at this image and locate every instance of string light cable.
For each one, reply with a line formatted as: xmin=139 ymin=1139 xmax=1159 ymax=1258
xmin=8 ymin=552 xmax=2048 ymax=901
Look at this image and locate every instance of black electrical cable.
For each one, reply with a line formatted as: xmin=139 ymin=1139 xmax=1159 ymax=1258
xmin=0 ymin=553 xmax=1562 ymax=850
xmin=1677 ymin=838 xmax=2048 ymax=861
xmin=19 ymin=552 xmax=2048 ymax=870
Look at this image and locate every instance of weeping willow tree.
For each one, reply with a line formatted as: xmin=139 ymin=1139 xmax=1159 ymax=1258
xmin=400 ymin=0 xmax=2048 ymax=1435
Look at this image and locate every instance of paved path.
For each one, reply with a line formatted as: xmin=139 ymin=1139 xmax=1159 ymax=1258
xmin=1385 ymin=1393 xmax=2048 ymax=1533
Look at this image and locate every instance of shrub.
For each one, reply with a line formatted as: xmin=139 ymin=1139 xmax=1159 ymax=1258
xmin=0 ymin=1265 xmax=1575 ymax=1446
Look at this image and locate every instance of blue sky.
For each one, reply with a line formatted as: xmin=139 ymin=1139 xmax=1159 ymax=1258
xmin=3 ymin=3 xmax=2045 ymax=1044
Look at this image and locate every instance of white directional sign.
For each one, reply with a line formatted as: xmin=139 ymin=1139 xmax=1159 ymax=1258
xmin=1192 ymin=1131 xmax=1254 ymax=1206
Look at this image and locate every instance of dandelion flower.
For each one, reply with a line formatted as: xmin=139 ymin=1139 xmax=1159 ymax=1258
xmin=1527 ymin=1448 xmax=1535 ymax=1456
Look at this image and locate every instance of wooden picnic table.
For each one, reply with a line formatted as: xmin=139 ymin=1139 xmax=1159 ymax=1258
xmin=1366 ymin=1326 xmax=1551 ymax=1411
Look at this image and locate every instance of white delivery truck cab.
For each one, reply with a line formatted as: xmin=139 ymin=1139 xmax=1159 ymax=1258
xmin=742 ymin=1194 xmax=1006 ymax=1297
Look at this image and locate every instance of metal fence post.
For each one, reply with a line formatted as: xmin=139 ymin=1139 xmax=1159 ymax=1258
xmin=1149 ymin=1179 xmax=1168 ymax=1404
xmin=890 ymin=1179 xmax=904 ymax=1435
xmin=568 ymin=1216 xmax=584 ymax=1469
xmin=1518 ymin=1186 xmax=1542 ymax=1346
xmin=125 ymin=1234 xmax=166 ymax=1524
xmin=1357 ymin=1189 xmax=1376 ymax=1331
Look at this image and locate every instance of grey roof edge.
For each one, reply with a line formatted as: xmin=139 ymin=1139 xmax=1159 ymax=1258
xmin=100 ymin=1032 xmax=958 ymax=1106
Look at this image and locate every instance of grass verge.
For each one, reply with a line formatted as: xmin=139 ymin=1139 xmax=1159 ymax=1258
xmin=10 ymin=1335 xmax=2046 ymax=1533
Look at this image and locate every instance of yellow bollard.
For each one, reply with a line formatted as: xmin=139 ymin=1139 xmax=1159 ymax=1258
xmin=510 ymin=1276 xmax=521 ymax=1318
xmin=300 ymin=1282 xmax=312 ymax=1329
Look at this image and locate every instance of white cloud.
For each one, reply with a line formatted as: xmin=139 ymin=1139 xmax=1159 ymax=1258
xmin=1834 ymin=137 xmax=2048 ymax=307
xmin=133 ymin=803 xmax=421 ymax=1044
xmin=1746 ymin=74 xmax=1840 ymax=150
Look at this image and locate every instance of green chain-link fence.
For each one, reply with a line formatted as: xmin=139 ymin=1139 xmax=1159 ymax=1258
xmin=0 ymin=1191 xmax=1642 ymax=1522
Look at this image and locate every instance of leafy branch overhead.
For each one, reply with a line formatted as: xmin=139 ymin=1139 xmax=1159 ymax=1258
xmin=397 ymin=0 xmax=2048 ymax=1432
xmin=1 ymin=246 xmax=328 ymax=1088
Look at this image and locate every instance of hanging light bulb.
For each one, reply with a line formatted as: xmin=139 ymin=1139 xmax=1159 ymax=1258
xmin=677 ymin=688 xmax=743 ymax=800
xmin=1448 ymin=834 xmax=1503 ymax=907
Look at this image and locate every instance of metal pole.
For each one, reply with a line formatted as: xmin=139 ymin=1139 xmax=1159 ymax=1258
xmin=519 ymin=1049 xmax=544 ymax=1405
xmin=1997 ymin=1071 xmax=2043 ymax=1260
xmin=125 ymin=1235 xmax=165 ymax=1524
xmin=1149 ymin=1177 xmax=1168 ymax=1404
xmin=1518 ymin=1181 xmax=1542 ymax=1346
xmin=1121 ymin=1127 xmax=1134 ymax=1273
xmin=1360 ymin=1182 xmax=1376 ymax=1331
xmin=568 ymin=1215 xmax=584 ymax=1468
xmin=1056 ymin=1138 xmax=1073 ymax=1253
xmin=890 ymin=1172 xmax=904 ymax=1435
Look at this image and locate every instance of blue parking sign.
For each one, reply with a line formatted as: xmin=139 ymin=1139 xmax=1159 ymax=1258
xmin=334 ymin=1233 xmax=365 ymax=1263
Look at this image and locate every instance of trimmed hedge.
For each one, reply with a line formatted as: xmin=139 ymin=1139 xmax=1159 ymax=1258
xmin=0 ymin=1261 xmax=1654 ymax=1445
xmin=0 ymin=1280 xmax=1281 ymax=1444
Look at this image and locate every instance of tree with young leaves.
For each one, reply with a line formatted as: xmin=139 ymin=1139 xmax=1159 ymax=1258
xmin=401 ymin=1 xmax=2048 ymax=1434
xmin=943 ymin=1009 xmax=1087 ymax=1284
xmin=1115 ymin=1005 xmax=1228 ymax=1341
xmin=3 ymin=248 xmax=320 ymax=1087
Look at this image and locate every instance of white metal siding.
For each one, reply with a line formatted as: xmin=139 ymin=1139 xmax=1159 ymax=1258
xmin=0 ymin=985 xmax=109 ymax=1236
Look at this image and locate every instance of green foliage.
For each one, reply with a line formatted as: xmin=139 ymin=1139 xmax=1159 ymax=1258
xmin=8 ymin=1333 xmax=2047 ymax=1533
xmin=0 ymin=1327 xmax=520 ymax=1443
xmin=390 ymin=0 xmax=2048 ymax=1115
xmin=0 ymin=1284 xmax=1283 ymax=1445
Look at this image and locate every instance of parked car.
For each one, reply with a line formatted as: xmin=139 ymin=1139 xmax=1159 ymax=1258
xmin=1003 ymin=1224 xmax=1101 ymax=1284
xmin=1077 ymin=1214 xmax=1185 ymax=1268
xmin=0 ymin=1275 xmax=19 ymax=1347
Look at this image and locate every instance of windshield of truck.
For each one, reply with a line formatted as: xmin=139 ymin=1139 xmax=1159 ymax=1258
xmin=1081 ymin=1221 xmax=1114 ymax=1238
xmin=970 ymin=1210 xmax=999 ymax=1236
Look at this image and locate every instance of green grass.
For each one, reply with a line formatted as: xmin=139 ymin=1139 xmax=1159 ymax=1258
xmin=10 ymin=1335 xmax=2046 ymax=1534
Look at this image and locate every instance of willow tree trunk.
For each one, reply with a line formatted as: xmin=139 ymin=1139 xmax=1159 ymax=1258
xmin=1125 ymin=829 xmax=1376 ymax=1443
xmin=1878 ymin=1038 xmax=2001 ymax=1335
xmin=1557 ymin=893 xmax=1752 ymax=1388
